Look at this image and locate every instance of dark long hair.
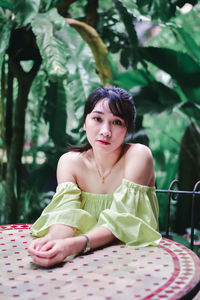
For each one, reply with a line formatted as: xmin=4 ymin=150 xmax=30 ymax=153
xmin=69 ymin=86 xmax=136 ymax=152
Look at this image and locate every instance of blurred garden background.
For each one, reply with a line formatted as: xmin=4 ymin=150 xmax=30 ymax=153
xmin=0 ymin=0 xmax=200 ymax=254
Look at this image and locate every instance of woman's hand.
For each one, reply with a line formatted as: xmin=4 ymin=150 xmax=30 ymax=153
xmin=28 ymin=227 xmax=116 ymax=267
xmin=28 ymin=238 xmax=74 ymax=267
xmin=28 ymin=223 xmax=77 ymax=267
xmin=28 ymin=235 xmax=52 ymax=254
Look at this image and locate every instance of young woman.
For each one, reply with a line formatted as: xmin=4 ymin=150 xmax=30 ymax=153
xmin=28 ymin=86 xmax=161 ymax=267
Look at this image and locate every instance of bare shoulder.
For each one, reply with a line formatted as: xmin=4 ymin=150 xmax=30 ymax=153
xmin=58 ymin=151 xmax=82 ymax=164
xmin=124 ymin=143 xmax=155 ymax=186
xmin=57 ymin=151 xmax=83 ymax=184
xmin=126 ymin=143 xmax=153 ymax=159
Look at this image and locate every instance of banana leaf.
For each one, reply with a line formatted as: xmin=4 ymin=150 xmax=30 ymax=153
xmin=133 ymin=81 xmax=181 ymax=114
xmin=180 ymin=102 xmax=200 ymax=124
xmin=13 ymin=0 xmax=40 ymax=27
xmin=114 ymin=0 xmax=139 ymax=67
xmin=171 ymin=26 xmax=200 ymax=62
xmin=31 ymin=8 xmax=69 ymax=81
xmin=113 ymin=69 xmax=150 ymax=90
xmin=66 ymin=18 xmax=112 ymax=85
xmin=140 ymin=46 xmax=200 ymax=104
xmin=55 ymin=22 xmax=100 ymax=120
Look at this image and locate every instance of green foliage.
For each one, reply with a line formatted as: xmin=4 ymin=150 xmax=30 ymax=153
xmin=31 ymin=8 xmax=69 ymax=81
xmin=112 ymin=69 xmax=149 ymax=90
xmin=25 ymin=68 xmax=48 ymax=165
xmin=122 ymin=0 xmax=198 ymax=22
xmin=174 ymin=122 xmax=200 ymax=233
xmin=143 ymin=110 xmax=187 ymax=230
xmin=114 ymin=0 xmax=139 ymax=68
xmin=0 ymin=0 xmax=200 ymax=241
xmin=0 ymin=13 xmax=12 ymax=74
xmin=13 ymin=0 xmax=40 ymax=27
xmin=180 ymin=103 xmax=200 ymax=124
xmin=0 ymin=0 xmax=13 ymax=11
xmin=18 ymin=188 xmax=54 ymax=224
xmin=133 ymin=82 xmax=181 ymax=114
xmin=140 ymin=46 xmax=200 ymax=103
xmin=44 ymin=81 xmax=67 ymax=150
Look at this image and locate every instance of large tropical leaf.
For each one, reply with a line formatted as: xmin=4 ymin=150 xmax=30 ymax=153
xmin=66 ymin=18 xmax=112 ymax=85
xmin=13 ymin=0 xmax=40 ymax=27
xmin=133 ymin=81 xmax=181 ymax=114
xmin=107 ymin=53 xmax=153 ymax=90
xmin=55 ymin=22 xmax=100 ymax=121
xmin=113 ymin=69 xmax=150 ymax=90
xmin=31 ymin=8 xmax=69 ymax=81
xmin=140 ymin=46 xmax=200 ymax=86
xmin=39 ymin=0 xmax=65 ymax=11
xmin=0 ymin=0 xmax=13 ymax=10
xmin=122 ymin=0 xmax=198 ymax=22
xmin=139 ymin=46 xmax=200 ymax=103
xmin=26 ymin=68 xmax=48 ymax=164
xmin=171 ymin=26 xmax=200 ymax=63
xmin=180 ymin=102 xmax=200 ymax=123
xmin=114 ymin=0 xmax=139 ymax=68
xmin=120 ymin=0 xmax=174 ymax=22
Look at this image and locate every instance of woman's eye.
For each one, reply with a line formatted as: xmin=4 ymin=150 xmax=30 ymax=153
xmin=93 ymin=117 xmax=101 ymax=122
xmin=113 ymin=120 xmax=122 ymax=126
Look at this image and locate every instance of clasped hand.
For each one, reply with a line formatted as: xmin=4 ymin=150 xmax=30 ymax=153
xmin=28 ymin=236 xmax=74 ymax=267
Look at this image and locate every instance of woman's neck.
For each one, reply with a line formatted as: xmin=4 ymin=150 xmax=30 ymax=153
xmin=92 ymin=145 xmax=125 ymax=178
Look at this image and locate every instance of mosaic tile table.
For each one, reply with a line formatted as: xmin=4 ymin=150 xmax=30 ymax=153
xmin=0 ymin=224 xmax=200 ymax=300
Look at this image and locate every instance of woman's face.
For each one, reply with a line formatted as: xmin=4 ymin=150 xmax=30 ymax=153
xmin=84 ymin=99 xmax=127 ymax=153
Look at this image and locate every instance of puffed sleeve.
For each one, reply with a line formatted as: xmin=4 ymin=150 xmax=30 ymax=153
xmin=97 ymin=179 xmax=161 ymax=247
xmin=31 ymin=182 xmax=97 ymax=237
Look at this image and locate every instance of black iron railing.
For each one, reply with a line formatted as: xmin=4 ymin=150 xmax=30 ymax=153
xmin=156 ymin=180 xmax=200 ymax=250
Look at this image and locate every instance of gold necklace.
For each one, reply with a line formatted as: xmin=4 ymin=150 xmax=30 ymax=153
xmin=94 ymin=145 xmax=125 ymax=184
xmin=95 ymin=164 xmax=112 ymax=184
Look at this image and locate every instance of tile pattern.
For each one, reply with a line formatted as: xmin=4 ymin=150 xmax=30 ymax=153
xmin=0 ymin=224 xmax=200 ymax=299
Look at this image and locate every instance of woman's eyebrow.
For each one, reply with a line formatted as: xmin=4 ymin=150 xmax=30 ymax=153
xmin=91 ymin=110 xmax=124 ymax=120
xmin=91 ymin=110 xmax=104 ymax=114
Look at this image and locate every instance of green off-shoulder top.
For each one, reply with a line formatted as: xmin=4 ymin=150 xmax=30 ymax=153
xmin=31 ymin=179 xmax=161 ymax=247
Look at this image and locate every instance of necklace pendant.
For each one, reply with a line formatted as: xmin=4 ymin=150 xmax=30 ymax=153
xmin=101 ymin=176 xmax=104 ymax=184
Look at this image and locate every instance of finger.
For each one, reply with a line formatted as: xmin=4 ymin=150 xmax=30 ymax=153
xmin=33 ymin=236 xmax=50 ymax=249
xmin=32 ymin=256 xmax=54 ymax=267
xmin=29 ymin=237 xmax=51 ymax=254
xmin=40 ymin=240 xmax=55 ymax=252
xmin=32 ymin=254 xmax=60 ymax=267
xmin=31 ymin=241 xmax=57 ymax=258
xmin=28 ymin=242 xmax=45 ymax=256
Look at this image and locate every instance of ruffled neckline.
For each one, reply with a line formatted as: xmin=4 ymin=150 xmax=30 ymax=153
xmin=58 ymin=178 xmax=156 ymax=196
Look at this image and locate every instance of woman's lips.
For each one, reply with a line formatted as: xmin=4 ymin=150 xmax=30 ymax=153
xmin=97 ymin=140 xmax=110 ymax=145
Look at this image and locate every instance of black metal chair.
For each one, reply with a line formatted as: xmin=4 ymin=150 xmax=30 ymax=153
xmin=156 ymin=179 xmax=200 ymax=250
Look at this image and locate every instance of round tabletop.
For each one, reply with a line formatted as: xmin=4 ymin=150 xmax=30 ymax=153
xmin=0 ymin=224 xmax=200 ymax=300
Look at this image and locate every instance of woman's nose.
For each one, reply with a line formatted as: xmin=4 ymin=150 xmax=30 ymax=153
xmin=100 ymin=123 xmax=111 ymax=137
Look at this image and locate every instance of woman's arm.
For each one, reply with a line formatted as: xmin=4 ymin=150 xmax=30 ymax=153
xmin=28 ymin=223 xmax=76 ymax=253
xmin=29 ymin=152 xmax=81 ymax=260
xmin=28 ymin=226 xmax=116 ymax=267
xmin=47 ymin=223 xmax=76 ymax=238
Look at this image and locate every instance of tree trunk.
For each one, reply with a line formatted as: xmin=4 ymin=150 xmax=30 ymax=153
xmin=4 ymin=58 xmax=41 ymax=223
